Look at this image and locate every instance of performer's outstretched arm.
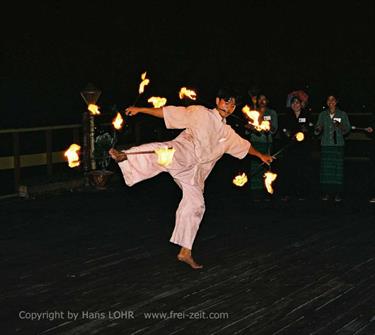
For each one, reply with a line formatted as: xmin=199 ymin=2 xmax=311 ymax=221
xmin=248 ymin=145 xmax=273 ymax=165
xmin=125 ymin=106 xmax=164 ymax=119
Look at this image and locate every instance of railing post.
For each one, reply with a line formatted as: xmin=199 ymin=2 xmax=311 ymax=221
xmin=13 ymin=132 xmax=20 ymax=193
xmin=46 ymin=129 xmax=53 ymax=178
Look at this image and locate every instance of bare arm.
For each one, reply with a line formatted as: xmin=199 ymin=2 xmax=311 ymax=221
xmin=125 ymin=106 xmax=164 ymax=119
xmin=248 ymin=145 xmax=273 ymax=165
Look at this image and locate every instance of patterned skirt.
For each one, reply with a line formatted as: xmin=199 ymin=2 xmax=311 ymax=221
xmin=320 ymin=146 xmax=344 ymax=192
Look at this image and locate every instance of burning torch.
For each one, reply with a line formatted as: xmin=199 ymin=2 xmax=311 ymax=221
xmin=179 ymin=87 xmax=197 ymax=101
xmin=250 ymin=132 xmax=304 ymax=180
xmin=121 ymin=146 xmax=175 ymax=168
xmin=132 ymin=71 xmax=150 ymax=107
xmin=65 ymin=144 xmax=81 ymax=168
xmin=111 ymin=112 xmax=124 ymax=148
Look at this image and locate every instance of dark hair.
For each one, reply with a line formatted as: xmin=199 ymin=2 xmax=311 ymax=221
xmin=216 ymin=87 xmax=241 ymax=105
xmin=326 ymin=94 xmax=339 ymax=100
xmin=248 ymin=86 xmax=260 ymax=98
xmin=290 ymin=96 xmax=301 ymax=104
xmin=256 ymin=92 xmax=269 ymax=104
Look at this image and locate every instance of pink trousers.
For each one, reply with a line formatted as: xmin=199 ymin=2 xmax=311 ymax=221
xmin=118 ymin=141 xmax=206 ymax=250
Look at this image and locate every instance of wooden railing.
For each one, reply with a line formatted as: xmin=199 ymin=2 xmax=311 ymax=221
xmin=0 ymin=124 xmax=81 ymax=193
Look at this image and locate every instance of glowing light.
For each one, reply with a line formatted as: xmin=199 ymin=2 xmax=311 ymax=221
xmin=64 ymin=144 xmax=81 ymax=168
xmin=179 ymin=87 xmax=197 ymax=100
xmin=232 ymin=173 xmax=248 ymax=187
xmin=155 ymin=147 xmax=175 ymax=167
xmin=295 ymin=132 xmax=304 ymax=142
xmin=264 ymin=171 xmax=277 ymax=194
xmin=112 ymin=112 xmax=124 ymax=130
xmin=148 ymin=96 xmax=167 ymax=108
xmin=242 ymin=105 xmax=270 ymax=131
xmin=88 ymin=104 xmax=100 ymax=115
xmin=139 ymin=71 xmax=150 ymax=94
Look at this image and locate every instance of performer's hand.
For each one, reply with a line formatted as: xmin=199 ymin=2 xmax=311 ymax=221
xmin=261 ymin=153 xmax=274 ymax=165
xmin=366 ymin=127 xmax=373 ymax=133
xmin=125 ymin=106 xmax=140 ymax=117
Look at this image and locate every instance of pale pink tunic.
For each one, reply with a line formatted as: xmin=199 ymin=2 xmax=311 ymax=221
xmin=118 ymin=105 xmax=250 ymax=249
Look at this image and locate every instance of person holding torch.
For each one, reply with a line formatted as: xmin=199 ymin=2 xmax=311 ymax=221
xmin=279 ymin=95 xmax=313 ymax=201
xmin=109 ymin=88 xmax=273 ymax=269
xmin=244 ymin=93 xmax=278 ymax=201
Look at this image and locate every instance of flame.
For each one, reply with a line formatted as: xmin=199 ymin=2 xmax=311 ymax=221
xmin=295 ymin=132 xmax=304 ymax=142
xmin=179 ymin=87 xmax=197 ymax=100
xmin=139 ymin=71 xmax=150 ymax=94
xmin=148 ymin=96 xmax=167 ymax=108
xmin=264 ymin=171 xmax=277 ymax=194
xmin=242 ymin=105 xmax=270 ymax=131
xmin=64 ymin=144 xmax=81 ymax=168
xmin=88 ymin=104 xmax=100 ymax=115
xmin=242 ymin=106 xmax=260 ymax=125
xmin=112 ymin=112 xmax=124 ymax=130
xmin=154 ymin=146 xmax=175 ymax=167
xmin=260 ymin=120 xmax=271 ymax=131
xmin=232 ymin=173 xmax=248 ymax=187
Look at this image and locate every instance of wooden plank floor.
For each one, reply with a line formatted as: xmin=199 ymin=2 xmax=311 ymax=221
xmin=1 ymin=164 xmax=375 ymax=335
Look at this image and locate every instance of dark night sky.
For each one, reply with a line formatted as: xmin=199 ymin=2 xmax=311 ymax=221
xmin=2 ymin=1 xmax=374 ymax=127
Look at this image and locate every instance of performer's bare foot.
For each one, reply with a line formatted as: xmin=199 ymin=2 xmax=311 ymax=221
xmin=108 ymin=148 xmax=127 ymax=162
xmin=177 ymin=247 xmax=203 ymax=269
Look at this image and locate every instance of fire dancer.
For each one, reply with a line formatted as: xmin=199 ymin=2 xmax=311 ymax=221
xmin=314 ymin=94 xmax=351 ymax=202
xmin=109 ymin=88 xmax=273 ymax=269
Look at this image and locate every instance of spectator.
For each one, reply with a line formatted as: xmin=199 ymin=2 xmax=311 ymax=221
xmin=314 ymin=94 xmax=351 ymax=202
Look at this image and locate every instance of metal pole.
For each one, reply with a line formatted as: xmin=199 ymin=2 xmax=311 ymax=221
xmin=82 ymin=111 xmax=90 ymax=186
xmin=89 ymin=114 xmax=96 ymax=170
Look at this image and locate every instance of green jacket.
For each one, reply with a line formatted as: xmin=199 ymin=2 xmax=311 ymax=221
xmin=315 ymin=109 xmax=351 ymax=146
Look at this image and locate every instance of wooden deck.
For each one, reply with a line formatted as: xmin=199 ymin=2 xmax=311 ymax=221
xmin=1 ymin=160 xmax=375 ymax=335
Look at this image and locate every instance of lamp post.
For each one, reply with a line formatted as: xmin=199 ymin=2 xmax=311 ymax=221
xmin=80 ymin=83 xmax=101 ymax=178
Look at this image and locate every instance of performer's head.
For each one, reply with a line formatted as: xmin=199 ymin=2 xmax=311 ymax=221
xmin=216 ymin=87 xmax=240 ymax=118
xmin=257 ymin=93 xmax=269 ymax=109
xmin=290 ymin=96 xmax=302 ymax=113
xmin=326 ymin=94 xmax=339 ymax=112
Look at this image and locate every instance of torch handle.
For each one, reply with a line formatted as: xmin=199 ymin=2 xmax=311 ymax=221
xmin=271 ymin=142 xmax=293 ymax=158
xmin=132 ymin=94 xmax=141 ymax=107
xmin=124 ymin=147 xmax=174 ymax=155
xmin=351 ymin=126 xmax=368 ymax=131
xmin=125 ymin=150 xmax=156 ymax=155
xmin=249 ymin=142 xmax=292 ymax=178
xmin=111 ymin=131 xmax=117 ymax=149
